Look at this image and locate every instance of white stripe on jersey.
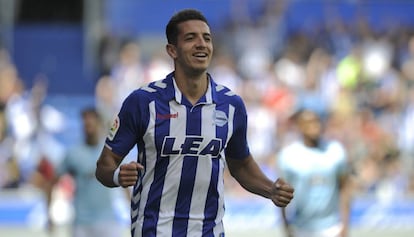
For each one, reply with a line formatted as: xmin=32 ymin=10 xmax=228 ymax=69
xmin=156 ymin=100 xmax=187 ymax=236
xmin=186 ymin=104 xmax=216 ymax=235
xmin=132 ymin=101 xmax=157 ymax=237
xmin=213 ymin=105 xmax=235 ymax=236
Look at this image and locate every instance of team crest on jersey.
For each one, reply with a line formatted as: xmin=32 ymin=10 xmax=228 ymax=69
xmin=108 ymin=116 xmax=120 ymax=141
xmin=214 ymin=110 xmax=228 ymax=127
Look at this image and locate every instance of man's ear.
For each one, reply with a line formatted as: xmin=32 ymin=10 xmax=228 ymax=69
xmin=166 ymin=44 xmax=177 ymax=59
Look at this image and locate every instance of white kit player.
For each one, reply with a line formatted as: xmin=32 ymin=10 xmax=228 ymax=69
xmin=277 ymin=107 xmax=352 ymax=237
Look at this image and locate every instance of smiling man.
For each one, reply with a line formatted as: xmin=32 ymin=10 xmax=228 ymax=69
xmin=95 ymin=8 xmax=294 ymax=237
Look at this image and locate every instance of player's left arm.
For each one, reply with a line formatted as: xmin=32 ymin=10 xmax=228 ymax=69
xmin=225 ymin=96 xmax=293 ymax=207
xmin=226 ymin=154 xmax=294 ymax=207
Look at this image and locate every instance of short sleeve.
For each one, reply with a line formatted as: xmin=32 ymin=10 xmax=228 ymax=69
xmin=224 ymin=96 xmax=250 ymax=160
xmin=105 ymin=92 xmax=142 ymax=157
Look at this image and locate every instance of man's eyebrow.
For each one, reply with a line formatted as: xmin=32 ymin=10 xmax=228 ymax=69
xmin=182 ymin=32 xmax=211 ymax=38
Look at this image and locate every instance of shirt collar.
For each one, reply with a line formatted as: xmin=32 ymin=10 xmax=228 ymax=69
xmin=165 ymin=72 xmax=217 ymax=105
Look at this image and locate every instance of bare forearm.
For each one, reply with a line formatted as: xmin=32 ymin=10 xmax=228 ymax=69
xmin=95 ymin=162 xmax=118 ymax=187
xmin=237 ymin=171 xmax=273 ymax=198
xmin=227 ymin=156 xmax=273 ymax=198
xmin=95 ymin=147 xmax=123 ymax=187
xmin=227 ymin=155 xmax=294 ymax=208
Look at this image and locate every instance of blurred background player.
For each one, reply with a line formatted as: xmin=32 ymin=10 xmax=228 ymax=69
xmin=276 ymin=106 xmax=353 ymax=237
xmin=44 ymin=107 xmax=129 ymax=237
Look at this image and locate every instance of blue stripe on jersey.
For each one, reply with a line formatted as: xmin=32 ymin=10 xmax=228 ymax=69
xmin=172 ymin=156 xmax=198 ymax=236
xmin=202 ymin=103 xmax=230 ymax=236
xmin=172 ymin=105 xmax=202 ymax=236
xmin=141 ymin=101 xmax=171 ymax=237
xmin=142 ymin=158 xmax=169 ymax=237
xmin=202 ymin=157 xmax=219 ymax=236
xmin=131 ymin=148 xmax=145 ymax=223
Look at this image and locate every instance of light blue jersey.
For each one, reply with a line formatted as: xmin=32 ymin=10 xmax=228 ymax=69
xmin=277 ymin=140 xmax=348 ymax=231
xmin=57 ymin=141 xmax=119 ymax=225
xmin=105 ymin=72 xmax=250 ymax=237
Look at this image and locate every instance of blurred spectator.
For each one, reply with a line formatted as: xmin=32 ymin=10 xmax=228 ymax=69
xmin=95 ymin=74 xmax=118 ymax=129
xmin=398 ymin=85 xmax=414 ymax=173
xmin=144 ymin=49 xmax=173 ymax=83
xmin=7 ymin=76 xmax=66 ymax=185
xmin=274 ymin=44 xmax=307 ymax=91
xmin=360 ymin=37 xmax=394 ymax=82
xmin=110 ymin=41 xmax=145 ymax=107
xmin=45 ymin=107 xmax=128 ymax=237
xmin=401 ymin=34 xmax=414 ymax=84
xmin=376 ymin=150 xmax=409 ymax=202
xmin=0 ymin=53 xmax=66 ymax=186
xmin=0 ymin=61 xmax=20 ymax=109
xmin=336 ymin=45 xmax=362 ymax=91
xmin=98 ymin=32 xmax=123 ymax=76
xmin=0 ymin=107 xmax=20 ymax=189
xmin=210 ymin=50 xmax=244 ymax=95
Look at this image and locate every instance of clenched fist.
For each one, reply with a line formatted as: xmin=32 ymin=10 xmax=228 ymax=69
xmin=117 ymin=161 xmax=144 ymax=188
xmin=271 ymin=178 xmax=294 ymax=207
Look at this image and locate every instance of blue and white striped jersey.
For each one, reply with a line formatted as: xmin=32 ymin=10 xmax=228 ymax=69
xmin=105 ymin=72 xmax=250 ymax=237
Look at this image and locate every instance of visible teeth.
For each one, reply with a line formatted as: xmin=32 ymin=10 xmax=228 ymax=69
xmin=194 ymin=53 xmax=207 ymax=57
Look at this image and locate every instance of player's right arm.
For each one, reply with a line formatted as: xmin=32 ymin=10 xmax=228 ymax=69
xmin=96 ymin=147 xmax=144 ymax=188
xmin=95 ymin=146 xmax=123 ymax=187
xmin=95 ymin=88 xmax=146 ymax=188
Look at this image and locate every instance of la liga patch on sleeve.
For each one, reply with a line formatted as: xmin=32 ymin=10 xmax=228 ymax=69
xmin=108 ymin=116 xmax=120 ymax=141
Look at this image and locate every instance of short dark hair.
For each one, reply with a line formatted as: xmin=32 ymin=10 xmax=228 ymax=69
xmin=81 ymin=107 xmax=102 ymax=122
xmin=166 ymin=8 xmax=209 ymax=45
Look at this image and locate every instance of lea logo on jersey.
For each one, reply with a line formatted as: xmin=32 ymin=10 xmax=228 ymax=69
xmin=108 ymin=116 xmax=120 ymax=141
xmin=161 ymin=136 xmax=222 ymax=157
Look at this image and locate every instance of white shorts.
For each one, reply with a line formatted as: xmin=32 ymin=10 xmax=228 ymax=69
xmin=292 ymin=223 xmax=343 ymax=237
xmin=72 ymin=221 xmax=125 ymax=237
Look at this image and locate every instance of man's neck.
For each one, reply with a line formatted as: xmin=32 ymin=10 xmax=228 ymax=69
xmin=173 ymin=71 xmax=208 ymax=105
xmin=303 ymin=137 xmax=320 ymax=148
xmin=85 ymin=136 xmax=99 ymax=146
